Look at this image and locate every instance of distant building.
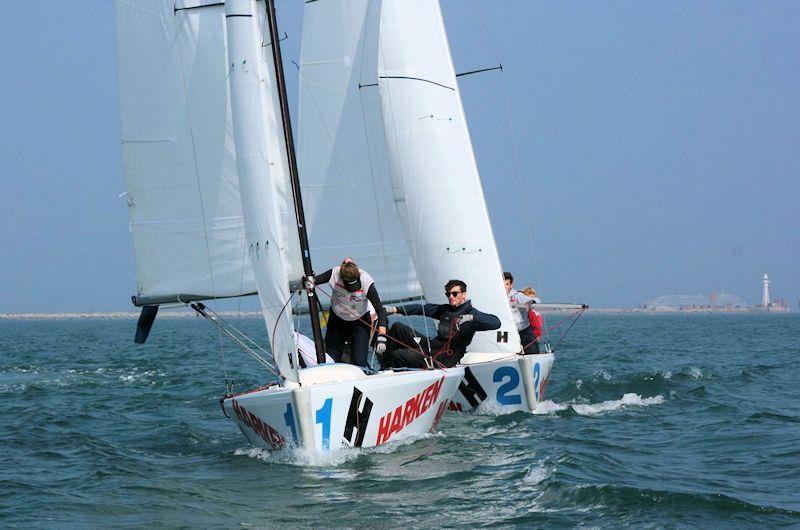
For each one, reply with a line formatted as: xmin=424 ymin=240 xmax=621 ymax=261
xmin=642 ymin=292 xmax=747 ymax=311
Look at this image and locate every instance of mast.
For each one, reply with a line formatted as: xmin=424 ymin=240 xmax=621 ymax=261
xmin=265 ymin=0 xmax=326 ymax=363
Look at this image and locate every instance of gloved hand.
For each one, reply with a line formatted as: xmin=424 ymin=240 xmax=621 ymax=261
xmin=456 ymin=314 xmax=474 ymax=331
xmin=303 ymin=275 xmax=316 ymax=291
xmin=375 ymin=335 xmax=387 ymax=354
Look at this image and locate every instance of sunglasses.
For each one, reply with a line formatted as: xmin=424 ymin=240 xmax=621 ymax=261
xmin=446 ymin=290 xmax=462 ymax=298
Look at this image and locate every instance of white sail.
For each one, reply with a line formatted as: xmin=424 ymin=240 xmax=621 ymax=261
xmin=297 ymin=0 xmax=422 ymax=303
xmin=378 ymin=0 xmax=520 ymax=353
xmin=116 ymin=0 xmax=255 ymax=305
xmin=116 ymin=0 xmax=301 ymax=307
xmin=224 ymin=0 xmax=298 ymax=381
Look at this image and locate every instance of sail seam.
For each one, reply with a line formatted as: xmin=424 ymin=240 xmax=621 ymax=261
xmin=378 ymin=75 xmax=454 ymax=91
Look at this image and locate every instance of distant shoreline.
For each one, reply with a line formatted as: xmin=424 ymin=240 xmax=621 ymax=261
xmin=0 ymin=307 xmax=791 ymax=320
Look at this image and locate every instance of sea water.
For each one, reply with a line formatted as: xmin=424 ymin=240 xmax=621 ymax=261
xmin=1 ymin=313 xmax=798 ymax=527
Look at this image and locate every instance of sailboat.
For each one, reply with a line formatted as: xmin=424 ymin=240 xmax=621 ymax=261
xmin=297 ymin=0 xmax=584 ymax=414
xmin=116 ymin=0 xmax=464 ymax=452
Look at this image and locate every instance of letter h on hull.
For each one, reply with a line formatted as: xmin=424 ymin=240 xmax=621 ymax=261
xmin=343 ymin=387 xmax=373 ymax=447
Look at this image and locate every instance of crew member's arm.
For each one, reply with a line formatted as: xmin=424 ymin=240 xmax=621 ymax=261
xmin=388 ymin=303 xmax=441 ymax=318
xmin=459 ymin=309 xmax=501 ymax=333
xmin=365 ymin=285 xmax=388 ymax=334
xmin=509 ymin=291 xmax=536 ymax=308
xmin=314 ymin=268 xmax=333 ymax=284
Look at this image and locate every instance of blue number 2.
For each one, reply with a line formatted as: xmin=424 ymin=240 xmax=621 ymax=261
xmin=533 ymin=362 xmax=541 ymax=401
xmin=315 ymin=398 xmax=333 ymax=450
xmin=494 ymin=366 xmax=522 ymax=405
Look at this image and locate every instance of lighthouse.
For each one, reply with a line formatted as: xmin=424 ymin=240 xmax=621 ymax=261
xmin=762 ymin=274 xmax=770 ymax=307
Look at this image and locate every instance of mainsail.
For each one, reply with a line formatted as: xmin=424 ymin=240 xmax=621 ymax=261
xmin=297 ymin=0 xmax=423 ymax=303
xmin=117 ymin=0 xmax=254 ymax=305
xmin=117 ymin=0 xmax=301 ymax=380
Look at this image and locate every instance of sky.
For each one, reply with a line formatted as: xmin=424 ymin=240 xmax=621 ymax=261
xmin=0 ymin=0 xmax=798 ymax=312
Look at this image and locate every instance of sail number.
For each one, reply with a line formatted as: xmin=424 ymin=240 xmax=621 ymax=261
xmin=315 ymin=398 xmax=333 ymax=450
xmin=492 ymin=362 xmax=543 ymax=405
xmin=493 ymin=366 xmax=522 ymax=405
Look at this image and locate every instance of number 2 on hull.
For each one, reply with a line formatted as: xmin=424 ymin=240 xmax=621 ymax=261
xmin=494 ymin=366 xmax=522 ymax=405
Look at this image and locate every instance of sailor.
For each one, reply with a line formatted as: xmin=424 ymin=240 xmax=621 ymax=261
xmin=308 ymin=258 xmax=388 ymax=369
xmin=521 ymin=286 xmax=544 ymax=347
xmin=503 ymin=272 xmax=540 ymax=354
xmin=382 ymin=279 xmax=501 ymax=369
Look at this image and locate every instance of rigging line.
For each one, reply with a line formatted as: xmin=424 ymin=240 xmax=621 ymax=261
xmin=314 ymin=285 xmax=430 ymax=355
xmin=376 ymin=28 xmax=434 ymax=346
xmin=551 ymin=308 xmax=586 ymax=352
xmin=191 ymin=304 xmax=279 ymax=376
xmin=175 ymin=21 xmax=219 ymax=306
xmin=271 ymin=290 xmax=297 ymax=369
xmin=473 ymin=0 xmax=544 ymax=313
xmin=204 ymin=306 xmax=273 ymax=357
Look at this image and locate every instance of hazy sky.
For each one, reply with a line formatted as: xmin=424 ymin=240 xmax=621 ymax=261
xmin=1 ymin=1 xmax=797 ymax=312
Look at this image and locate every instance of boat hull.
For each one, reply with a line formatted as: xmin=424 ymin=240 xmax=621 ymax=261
xmin=448 ymin=352 xmax=555 ymax=413
xmin=222 ymin=364 xmax=464 ymax=452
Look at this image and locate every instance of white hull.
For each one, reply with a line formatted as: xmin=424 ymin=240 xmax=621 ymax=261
xmin=448 ymin=352 xmax=555 ymax=413
xmin=222 ymin=364 xmax=464 ymax=452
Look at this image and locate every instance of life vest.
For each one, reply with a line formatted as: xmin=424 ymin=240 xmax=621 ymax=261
xmin=328 ymin=266 xmax=375 ymax=321
xmin=527 ymin=308 xmax=543 ymax=340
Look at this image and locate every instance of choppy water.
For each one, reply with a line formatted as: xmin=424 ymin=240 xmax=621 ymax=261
xmin=2 ymin=313 xmax=799 ymax=528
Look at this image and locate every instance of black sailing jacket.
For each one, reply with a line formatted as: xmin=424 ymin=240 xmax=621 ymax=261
xmin=396 ymin=300 xmax=501 ymax=367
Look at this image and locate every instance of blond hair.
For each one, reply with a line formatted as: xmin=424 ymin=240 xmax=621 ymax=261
xmin=522 ymin=286 xmax=537 ymax=297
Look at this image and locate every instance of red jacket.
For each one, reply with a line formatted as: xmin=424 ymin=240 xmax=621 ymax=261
xmin=527 ymin=308 xmax=543 ymax=340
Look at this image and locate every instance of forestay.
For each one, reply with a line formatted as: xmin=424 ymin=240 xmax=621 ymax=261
xmin=297 ymin=0 xmax=422 ymax=303
xmin=377 ymin=0 xmax=520 ymax=353
xmin=116 ymin=0 xmax=301 ymax=306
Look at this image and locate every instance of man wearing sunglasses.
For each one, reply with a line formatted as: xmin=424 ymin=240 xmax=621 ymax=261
xmin=380 ymin=279 xmax=500 ymax=369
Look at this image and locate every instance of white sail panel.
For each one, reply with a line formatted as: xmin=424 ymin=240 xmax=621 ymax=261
xmin=254 ymin=2 xmax=303 ymax=284
xmin=116 ymin=0 xmax=256 ymax=304
xmin=297 ymin=0 xmax=422 ymax=303
xmin=378 ymin=0 xmax=520 ymax=353
xmin=225 ymin=0 xmax=298 ymax=381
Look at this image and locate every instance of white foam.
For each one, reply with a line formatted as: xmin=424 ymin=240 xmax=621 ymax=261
xmin=233 ymin=431 xmax=441 ymax=468
xmin=688 ymin=367 xmax=703 ymax=380
xmin=575 ymin=379 xmax=583 ymax=389
xmin=571 ymin=393 xmax=664 ymax=416
xmin=474 ymin=399 xmax=526 ymax=416
xmin=523 ymin=462 xmax=553 ymax=485
xmin=661 ymin=370 xmax=673 ymax=379
xmin=534 ymin=400 xmax=569 ymax=415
